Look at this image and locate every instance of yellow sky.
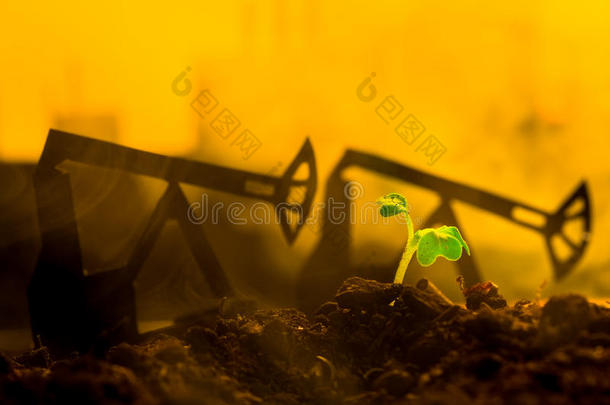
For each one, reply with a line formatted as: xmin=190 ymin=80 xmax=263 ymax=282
xmin=1 ymin=1 xmax=609 ymax=301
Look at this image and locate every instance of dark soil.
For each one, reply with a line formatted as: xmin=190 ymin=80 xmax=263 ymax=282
xmin=2 ymin=277 xmax=610 ymax=404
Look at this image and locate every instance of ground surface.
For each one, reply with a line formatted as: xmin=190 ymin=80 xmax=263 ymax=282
xmin=1 ymin=277 xmax=610 ymax=404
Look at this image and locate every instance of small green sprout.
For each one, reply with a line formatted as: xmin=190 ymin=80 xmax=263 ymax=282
xmin=377 ymin=192 xmax=470 ymax=284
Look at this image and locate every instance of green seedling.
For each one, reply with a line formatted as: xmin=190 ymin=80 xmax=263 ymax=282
xmin=377 ymin=192 xmax=470 ymax=284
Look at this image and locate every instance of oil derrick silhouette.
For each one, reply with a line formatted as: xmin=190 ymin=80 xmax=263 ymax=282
xmin=297 ymin=149 xmax=591 ymax=312
xmin=28 ymin=130 xmax=591 ymax=350
xmin=28 ymin=129 xmax=316 ymax=355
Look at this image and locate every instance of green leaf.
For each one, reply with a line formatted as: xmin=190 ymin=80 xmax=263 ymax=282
xmin=415 ymin=226 xmax=470 ymax=267
xmin=439 ymin=225 xmax=470 ymax=255
xmin=376 ymin=192 xmax=408 ymax=217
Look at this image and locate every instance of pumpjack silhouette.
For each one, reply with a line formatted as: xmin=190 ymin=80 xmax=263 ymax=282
xmin=297 ymin=149 xmax=591 ymax=311
xmin=28 ymin=129 xmax=316 ymax=355
xmin=28 ymin=130 xmax=590 ymax=353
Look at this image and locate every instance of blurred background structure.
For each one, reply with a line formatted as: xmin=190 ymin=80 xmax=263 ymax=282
xmin=0 ymin=1 xmax=609 ymax=351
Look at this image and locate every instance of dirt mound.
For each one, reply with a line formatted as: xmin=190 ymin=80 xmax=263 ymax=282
xmin=2 ymin=277 xmax=610 ymax=404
